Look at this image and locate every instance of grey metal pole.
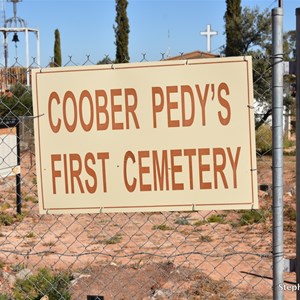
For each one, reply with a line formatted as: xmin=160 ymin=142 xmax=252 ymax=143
xmin=272 ymin=7 xmax=284 ymax=300
xmin=25 ymin=28 xmax=29 ymax=86
xmin=16 ymin=121 xmax=21 ymax=215
xmin=295 ymin=8 xmax=300 ymax=300
xmin=36 ymin=30 xmax=40 ymax=66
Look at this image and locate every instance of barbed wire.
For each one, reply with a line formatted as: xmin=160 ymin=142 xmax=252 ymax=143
xmin=0 ymin=248 xmax=272 ymax=259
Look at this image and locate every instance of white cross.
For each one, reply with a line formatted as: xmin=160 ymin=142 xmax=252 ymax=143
xmin=200 ymin=24 xmax=218 ymax=53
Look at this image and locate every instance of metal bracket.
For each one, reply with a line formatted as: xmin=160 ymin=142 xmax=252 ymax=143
xmin=284 ymin=258 xmax=296 ymax=272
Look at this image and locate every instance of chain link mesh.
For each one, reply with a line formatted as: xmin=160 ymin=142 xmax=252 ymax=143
xmin=0 ymin=53 xmax=296 ymax=299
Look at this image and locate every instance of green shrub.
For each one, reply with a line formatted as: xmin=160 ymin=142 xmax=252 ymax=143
xmin=194 ymin=220 xmax=207 ymax=226
xmin=237 ymin=210 xmax=266 ymax=226
xmin=0 ymin=203 xmax=11 ymax=211
xmin=0 ymin=293 xmax=11 ymax=300
xmin=284 ymin=205 xmax=296 ymax=221
xmin=200 ymin=235 xmax=212 ymax=242
xmin=283 ymin=135 xmax=295 ymax=149
xmin=0 ymin=82 xmax=33 ymax=117
xmin=25 ymin=232 xmax=35 ymax=238
xmin=256 ymin=124 xmax=272 ymax=155
xmin=256 ymin=123 xmax=295 ymax=155
xmin=175 ymin=217 xmax=190 ymax=225
xmin=152 ymin=224 xmax=173 ymax=231
xmin=207 ymin=214 xmax=226 ymax=224
xmin=0 ymin=259 xmax=5 ymax=269
xmin=0 ymin=213 xmax=14 ymax=226
xmin=102 ymin=233 xmax=122 ymax=245
xmin=13 ymin=267 xmax=72 ymax=300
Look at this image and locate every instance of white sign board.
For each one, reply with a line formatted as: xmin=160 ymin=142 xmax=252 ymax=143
xmin=32 ymin=57 xmax=258 ymax=214
xmin=0 ymin=127 xmax=20 ymax=178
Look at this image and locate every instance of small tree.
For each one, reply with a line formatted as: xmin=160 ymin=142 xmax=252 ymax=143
xmin=224 ymin=0 xmax=243 ymax=56
xmin=245 ymin=9 xmax=296 ymax=131
xmin=54 ymin=29 xmax=62 ymax=67
xmin=0 ymin=82 xmax=32 ymax=117
xmin=240 ymin=6 xmax=271 ymax=54
xmin=13 ymin=268 xmax=71 ymax=300
xmin=114 ymin=0 xmax=130 ymax=63
xmin=224 ymin=4 xmax=272 ymax=56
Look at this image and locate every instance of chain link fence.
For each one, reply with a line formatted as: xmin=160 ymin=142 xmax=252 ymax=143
xmin=0 ymin=51 xmax=296 ymax=300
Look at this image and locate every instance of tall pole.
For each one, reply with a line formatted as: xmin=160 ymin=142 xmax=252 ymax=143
xmin=25 ymin=28 xmax=29 ymax=85
xmin=16 ymin=121 xmax=21 ymax=215
xmin=4 ymin=31 xmax=7 ymax=68
xmin=295 ymin=8 xmax=300 ymax=300
xmin=272 ymin=7 xmax=284 ymax=300
xmin=36 ymin=30 xmax=40 ymax=66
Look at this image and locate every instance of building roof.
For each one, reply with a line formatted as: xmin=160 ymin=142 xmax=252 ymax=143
xmin=166 ymin=50 xmax=219 ymax=60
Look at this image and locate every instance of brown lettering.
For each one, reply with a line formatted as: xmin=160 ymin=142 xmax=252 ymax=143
xmin=166 ymin=86 xmax=180 ymax=127
xmin=48 ymin=92 xmax=61 ymax=133
xmin=79 ymin=90 xmax=94 ymax=132
xmin=51 ymin=154 xmax=61 ymax=194
xmin=218 ymin=83 xmax=231 ymax=125
xmin=95 ymin=90 xmax=109 ymax=130
xmin=69 ymin=153 xmax=84 ymax=193
xmin=152 ymin=87 xmax=164 ymax=128
xmin=123 ymin=151 xmax=137 ymax=192
xmin=138 ymin=151 xmax=151 ymax=191
xmin=195 ymin=84 xmax=209 ymax=126
xmin=63 ymin=91 xmax=77 ymax=132
xmin=184 ymin=149 xmax=196 ymax=190
xmin=84 ymin=152 xmax=97 ymax=193
xmin=213 ymin=148 xmax=228 ymax=189
xmin=152 ymin=150 xmax=169 ymax=191
xmin=125 ymin=88 xmax=140 ymax=129
xmin=111 ymin=88 xmax=123 ymax=130
xmin=170 ymin=149 xmax=184 ymax=190
xmin=227 ymin=147 xmax=241 ymax=188
xmin=198 ymin=148 xmax=212 ymax=189
xmin=181 ymin=85 xmax=195 ymax=127
xmin=97 ymin=152 xmax=109 ymax=193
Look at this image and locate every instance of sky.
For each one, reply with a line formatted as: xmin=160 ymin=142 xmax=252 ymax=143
xmin=1 ymin=0 xmax=299 ymax=67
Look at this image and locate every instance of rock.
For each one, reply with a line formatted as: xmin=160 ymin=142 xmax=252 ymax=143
xmin=16 ymin=268 xmax=32 ymax=280
xmin=151 ymin=290 xmax=165 ymax=299
xmin=150 ymin=289 xmax=172 ymax=299
xmin=70 ymin=272 xmax=91 ymax=286
xmin=72 ymin=272 xmax=82 ymax=279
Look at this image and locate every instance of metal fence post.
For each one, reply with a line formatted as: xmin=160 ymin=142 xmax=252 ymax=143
xmin=296 ymin=7 xmax=300 ymax=300
xmin=272 ymin=7 xmax=284 ymax=300
xmin=16 ymin=120 xmax=21 ymax=215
